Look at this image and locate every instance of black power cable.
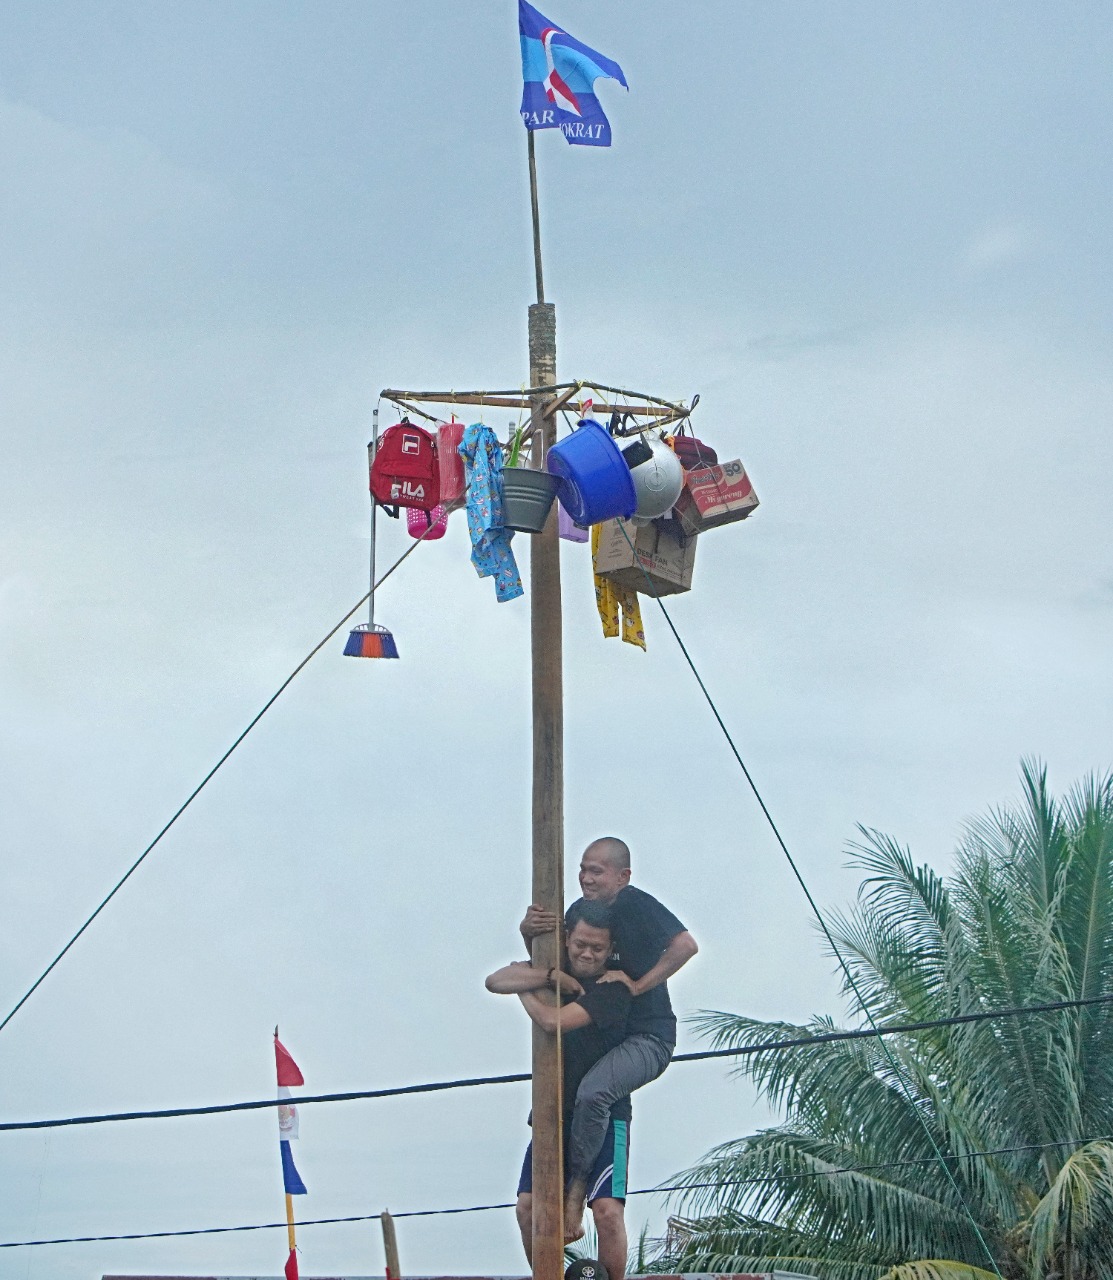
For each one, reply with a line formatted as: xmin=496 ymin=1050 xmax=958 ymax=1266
xmin=4 ymin=1133 xmax=1110 ymax=1250
xmin=2 ymin=992 xmax=1109 ymax=1134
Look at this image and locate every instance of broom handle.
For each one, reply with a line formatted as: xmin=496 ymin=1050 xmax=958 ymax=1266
xmin=368 ymin=406 xmax=380 ymax=629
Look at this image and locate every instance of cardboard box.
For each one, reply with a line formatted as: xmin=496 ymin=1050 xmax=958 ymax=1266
xmin=594 ymin=516 xmax=697 ymax=597
xmin=674 ymin=459 xmax=759 ymax=535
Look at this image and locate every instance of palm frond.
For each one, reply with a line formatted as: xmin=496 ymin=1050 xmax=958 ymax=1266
xmin=665 ymin=1127 xmax=993 ymax=1264
xmin=653 ymin=1209 xmax=894 ymax=1280
xmin=878 ymin=1262 xmax=1001 ymax=1280
xmin=672 ymin=767 xmax=1113 ymax=1280
xmin=1027 ymin=1140 xmax=1113 ymax=1277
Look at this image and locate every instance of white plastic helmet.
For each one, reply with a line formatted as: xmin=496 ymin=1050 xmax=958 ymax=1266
xmin=630 ymin=434 xmax=685 ymax=522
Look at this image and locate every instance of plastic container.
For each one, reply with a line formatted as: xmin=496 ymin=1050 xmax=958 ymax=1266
xmin=436 ymin=419 xmax=467 ymax=509
xmin=546 ymin=419 xmax=637 ymax=526
xmin=407 ymin=504 xmax=448 ymax=540
xmin=630 ymin=435 xmax=686 ymax=523
xmin=502 ymin=467 xmax=560 ymax=533
xmin=558 ymin=505 xmax=590 ymax=543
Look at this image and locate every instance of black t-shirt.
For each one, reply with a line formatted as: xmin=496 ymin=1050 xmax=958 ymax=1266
xmin=529 ymin=976 xmax=633 ymax=1126
xmin=566 ymin=885 xmax=686 ymax=1047
xmin=561 ymin=977 xmax=633 ymax=1122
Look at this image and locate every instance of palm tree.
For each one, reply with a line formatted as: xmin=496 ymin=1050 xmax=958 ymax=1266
xmin=656 ymin=763 xmax=1113 ymax=1280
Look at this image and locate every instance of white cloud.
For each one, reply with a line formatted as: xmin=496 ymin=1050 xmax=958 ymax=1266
xmin=964 ymin=220 xmax=1039 ymax=270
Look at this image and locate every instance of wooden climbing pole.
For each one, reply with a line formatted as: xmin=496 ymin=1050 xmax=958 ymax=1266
xmin=526 ymin=128 xmax=565 ymax=1280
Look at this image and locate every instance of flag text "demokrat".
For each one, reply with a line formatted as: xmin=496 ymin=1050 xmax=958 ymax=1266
xmin=521 ymin=109 xmax=606 ymax=142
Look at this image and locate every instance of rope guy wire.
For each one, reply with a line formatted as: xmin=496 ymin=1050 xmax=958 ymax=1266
xmin=613 ymin=519 xmax=1006 ymax=1277
xmin=5 ymin=1132 xmax=1111 ymax=1250
xmin=0 ymin=534 xmax=432 ymax=1038
xmin=3 ymin=992 xmax=1110 ymax=1134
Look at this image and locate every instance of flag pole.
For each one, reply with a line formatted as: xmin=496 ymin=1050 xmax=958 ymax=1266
xmin=285 ymin=1193 xmax=297 ymax=1255
xmin=275 ymin=1026 xmax=305 ymax=1280
xmin=525 ymin=122 xmax=565 ymax=1280
xmin=527 ymin=131 xmax=545 ymax=305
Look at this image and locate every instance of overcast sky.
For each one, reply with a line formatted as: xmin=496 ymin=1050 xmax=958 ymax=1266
xmin=1 ymin=2 xmax=1111 ymax=1278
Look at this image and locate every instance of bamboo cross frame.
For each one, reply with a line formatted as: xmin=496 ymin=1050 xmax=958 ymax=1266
xmin=379 ymin=384 xmax=694 ymax=442
xmin=380 ymin=381 xmax=691 ymax=419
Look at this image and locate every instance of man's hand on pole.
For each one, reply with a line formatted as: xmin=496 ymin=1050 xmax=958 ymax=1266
xmin=520 ymin=903 xmax=560 ymax=946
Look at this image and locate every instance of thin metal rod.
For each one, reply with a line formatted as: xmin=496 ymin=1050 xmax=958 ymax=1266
xmin=367 ymin=406 xmax=380 ymax=629
xmin=528 ymin=131 xmax=545 ymax=305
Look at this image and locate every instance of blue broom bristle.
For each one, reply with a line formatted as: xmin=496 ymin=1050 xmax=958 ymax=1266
xmin=344 ymin=624 xmax=399 ymax=659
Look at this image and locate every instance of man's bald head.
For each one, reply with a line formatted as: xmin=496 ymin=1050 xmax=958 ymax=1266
xmin=578 ymin=838 xmax=632 ymax=902
xmin=584 ymin=837 xmax=631 ymax=870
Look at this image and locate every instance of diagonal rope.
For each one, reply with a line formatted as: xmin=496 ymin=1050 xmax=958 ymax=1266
xmin=0 ymin=536 xmax=429 ymax=1038
xmin=612 ymin=517 xmax=1006 ymax=1277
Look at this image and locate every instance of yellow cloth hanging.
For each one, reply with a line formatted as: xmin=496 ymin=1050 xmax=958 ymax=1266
xmin=592 ymin=525 xmax=646 ymax=650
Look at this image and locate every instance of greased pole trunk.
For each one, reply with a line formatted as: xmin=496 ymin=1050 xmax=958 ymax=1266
xmin=526 ymin=127 xmax=565 ymax=1280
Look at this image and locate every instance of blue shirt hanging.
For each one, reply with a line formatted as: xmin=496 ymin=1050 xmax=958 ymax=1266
xmin=459 ymin=424 xmax=525 ymax=603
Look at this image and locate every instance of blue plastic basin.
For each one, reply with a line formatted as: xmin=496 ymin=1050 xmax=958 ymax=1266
xmin=546 ymin=419 xmax=637 ymax=525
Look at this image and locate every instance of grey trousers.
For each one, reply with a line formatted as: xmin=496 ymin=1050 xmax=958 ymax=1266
xmin=566 ymin=1033 xmax=674 ymax=1184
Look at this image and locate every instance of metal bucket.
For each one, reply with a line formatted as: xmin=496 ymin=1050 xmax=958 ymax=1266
xmin=502 ymin=466 xmax=560 ymax=533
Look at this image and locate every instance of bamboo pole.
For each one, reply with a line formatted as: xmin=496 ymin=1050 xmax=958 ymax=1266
xmin=285 ymin=1193 xmax=296 ymax=1254
xmin=527 ymin=128 xmax=565 ymax=1280
xmin=381 ymin=1209 xmax=401 ymax=1280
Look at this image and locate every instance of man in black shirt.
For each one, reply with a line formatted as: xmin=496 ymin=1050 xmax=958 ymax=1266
xmin=521 ymin=836 xmax=698 ymax=1239
xmin=487 ymin=902 xmax=634 ymax=1280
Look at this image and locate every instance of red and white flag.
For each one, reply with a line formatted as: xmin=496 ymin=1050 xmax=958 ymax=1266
xmin=275 ymin=1033 xmax=307 ymax=1280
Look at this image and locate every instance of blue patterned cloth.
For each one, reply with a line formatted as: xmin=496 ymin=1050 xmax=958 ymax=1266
xmin=459 ymin=424 xmax=524 ymax=603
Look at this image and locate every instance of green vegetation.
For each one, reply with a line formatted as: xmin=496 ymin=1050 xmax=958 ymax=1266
xmin=657 ymin=763 xmax=1113 ymax=1280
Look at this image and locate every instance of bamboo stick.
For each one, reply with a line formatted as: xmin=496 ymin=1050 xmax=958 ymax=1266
xmin=381 ymin=1209 xmax=401 ymax=1280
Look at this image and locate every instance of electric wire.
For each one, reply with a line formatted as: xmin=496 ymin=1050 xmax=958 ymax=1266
xmin=0 ymin=536 xmax=430 ymax=1038
xmin=4 ymin=1133 xmax=1109 ymax=1250
xmin=614 ymin=519 xmax=1007 ymax=1275
xmin=2 ymin=992 xmax=1109 ymax=1134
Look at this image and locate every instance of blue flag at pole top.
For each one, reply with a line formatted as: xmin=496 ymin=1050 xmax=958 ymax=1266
xmin=519 ymin=0 xmax=628 ymax=147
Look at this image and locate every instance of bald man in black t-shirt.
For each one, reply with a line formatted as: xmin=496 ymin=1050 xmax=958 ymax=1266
xmin=521 ymin=836 xmax=698 ymax=1241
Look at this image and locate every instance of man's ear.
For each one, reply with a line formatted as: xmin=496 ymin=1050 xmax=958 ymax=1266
xmin=619 ymin=867 xmax=632 ymax=886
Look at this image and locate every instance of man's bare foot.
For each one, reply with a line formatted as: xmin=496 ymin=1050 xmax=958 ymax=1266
xmin=564 ymin=1217 xmax=586 ymax=1245
xmin=564 ymin=1178 xmax=587 ymax=1244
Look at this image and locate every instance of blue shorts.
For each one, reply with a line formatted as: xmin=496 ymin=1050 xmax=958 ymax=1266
xmin=517 ymin=1117 xmax=629 ymax=1204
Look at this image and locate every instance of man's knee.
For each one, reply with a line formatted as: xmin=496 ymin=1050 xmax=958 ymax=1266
xmin=516 ymin=1193 xmax=532 ymax=1231
xmin=590 ymin=1196 xmax=625 ymax=1233
xmin=575 ymin=1074 xmax=615 ymax=1113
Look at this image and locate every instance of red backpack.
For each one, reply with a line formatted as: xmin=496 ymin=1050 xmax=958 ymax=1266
xmin=369 ymin=420 xmax=441 ymax=511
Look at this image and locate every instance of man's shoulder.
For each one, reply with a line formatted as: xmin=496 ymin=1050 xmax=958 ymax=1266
xmin=578 ymin=975 xmax=632 ymax=1008
xmin=614 ymin=884 xmax=672 ymax=914
xmin=577 ymin=976 xmax=633 ymax=1027
xmin=613 ymin=884 xmax=686 ymax=942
